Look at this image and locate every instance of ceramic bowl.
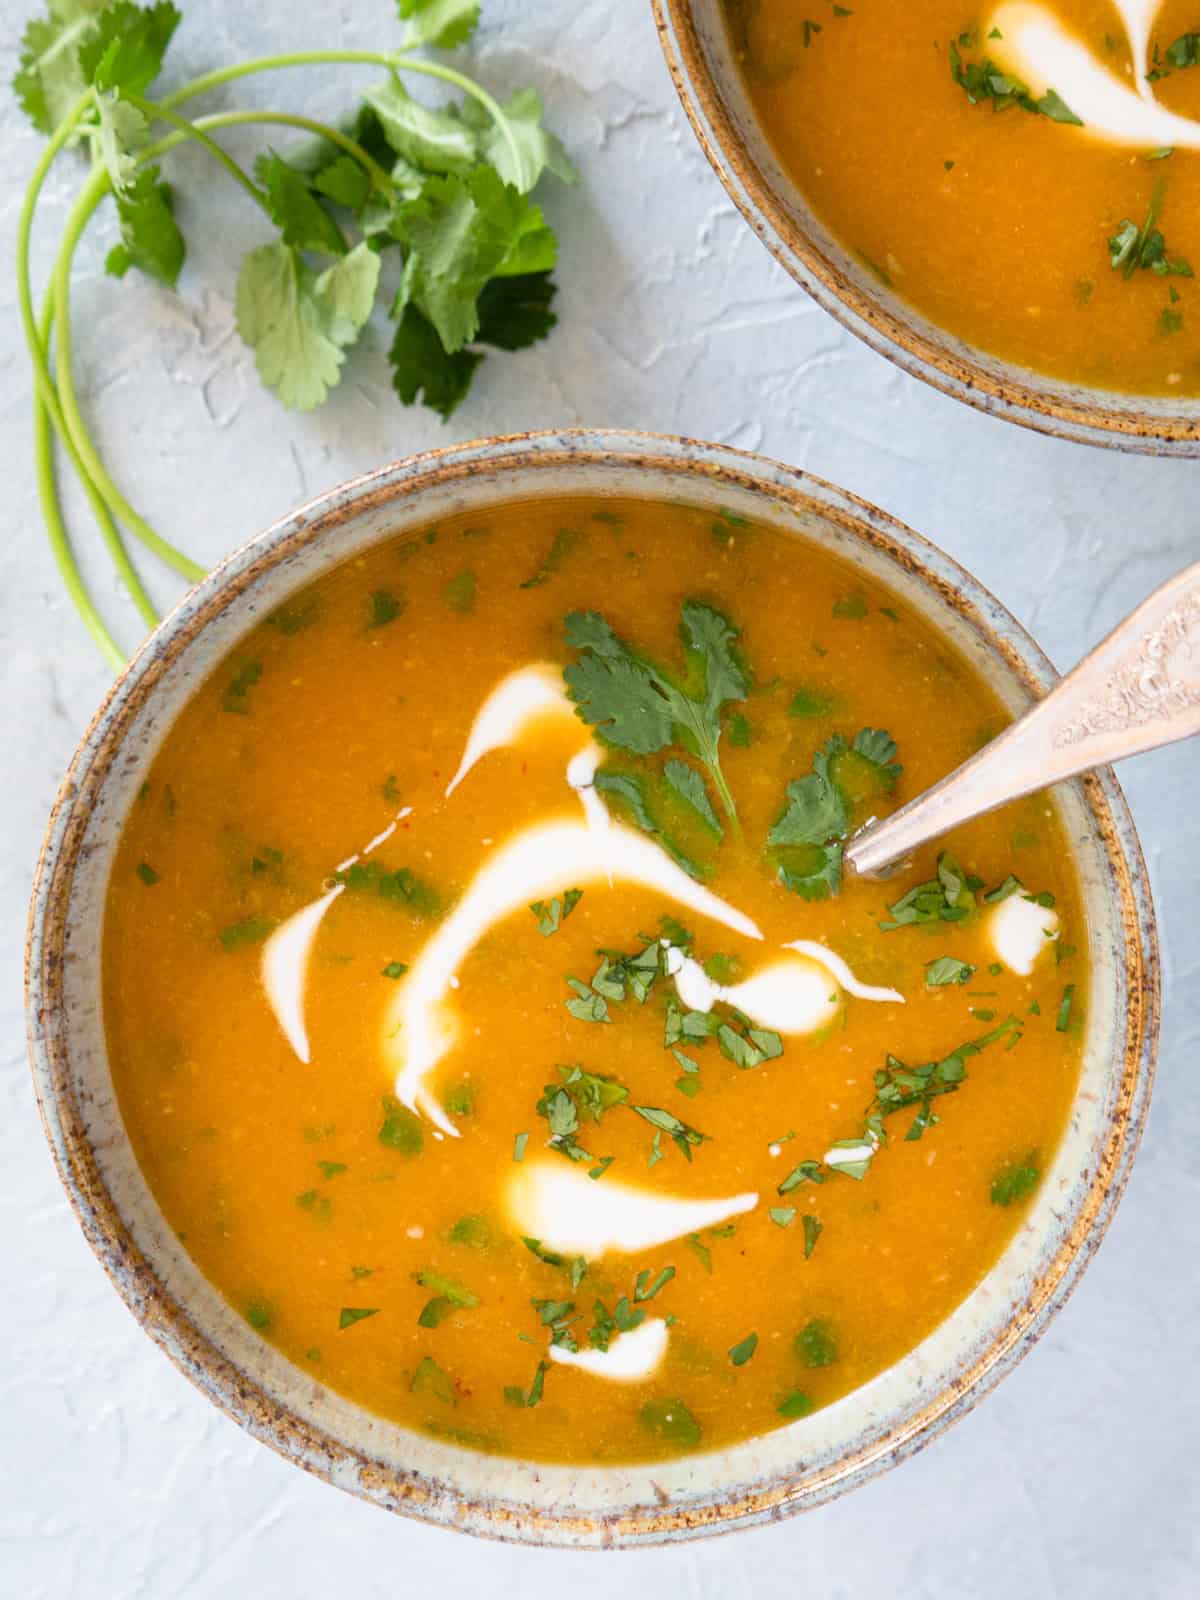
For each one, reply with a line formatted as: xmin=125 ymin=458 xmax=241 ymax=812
xmin=26 ymin=430 xmax=1158 ymax=1545
xmin=652 ymin=0 xmax=1200 ymax=456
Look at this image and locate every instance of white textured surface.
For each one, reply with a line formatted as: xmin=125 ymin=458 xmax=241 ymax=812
xmin=0 ymin=1 xmax=1197 ymax=1593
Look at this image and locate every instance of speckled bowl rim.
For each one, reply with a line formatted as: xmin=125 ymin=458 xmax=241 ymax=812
xmin=652 ymin=0 xmax=1200 ymax=456
xmin=26 ymin=429 xmax=1159 ymax=1546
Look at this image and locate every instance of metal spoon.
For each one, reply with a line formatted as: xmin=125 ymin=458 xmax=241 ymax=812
xmin=845 ymin=560 xmax=1200 ymax=880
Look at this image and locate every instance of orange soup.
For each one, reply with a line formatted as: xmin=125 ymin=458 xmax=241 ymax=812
xmin=103 ymin=497 xmax=1085 ymax=1464
xmin=724 ymin=0 xmax=1200 ymax=394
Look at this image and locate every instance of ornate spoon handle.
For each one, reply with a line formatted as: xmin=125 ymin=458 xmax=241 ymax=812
xmin=845 ymin=560 xmax=1200 ymax=880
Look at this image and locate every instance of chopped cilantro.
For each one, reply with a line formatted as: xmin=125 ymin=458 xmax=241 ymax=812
xmin=244 ymin=1297 xmax=273 ymax=1332
xmin=795 ymin=1318 xmax=837 ymax=1367
xmin=338 ymin=1306 xmax=379 ymax=1330
xmin=135 ymin=861 xmax=160 ymax=885
xmin=221 ymin=658 xmax=262 ymax=714
xmin=881 ymin=852 xmax=976 ymax=929
xmin=521 ymin=527 xmax=580 ymax=589
xmin=218 ymin=914 xmax=276 ymax=951
xmin=317 ymin=1160 xmax=347 ymax=1180
xmin=639 ymin=1397 xmax=701 ymax=1449
xmin=769 ymin=1207 xmax=796 ymax=1228
xmin=513 ymin=1131 xmax=529 ymax=1163
xmin=333 ymin=860 xmax=438 ymax=917
xmin=777 ymin=1390 xmax=812 ymax=1418
xmin=631 ymin=1105 xmax=707 ymax=1162
xmin=990 ymin=1151 xmax=1042 ymax=1206
xmin=729 ymin=1331 xmax=758 ymax=1366
xmin=778 ymin=1158 xmax=824 ymax=1195
xmin=949 ymin=35 xmax=1081 ymax=123
xmin=634 ymin=1265 xmax=676 ymax=1302
xmin=368 ymin=589 xmax=404 ymax=628
xmin=529 ymin=887 xmax=582 ymax=935
xmin=504 ymin=1359 xmax=548 ymax=1409
xmin=411 ymin=1355 xmax=456 ymax=1405
xmin=925 ymin=956 xmax=975 ymax=987
xmin=687 ymin=1232 xmax=713 ymax=1271
xmin=802 ymin=1214 xmax=823 ymax=1259
xmin=1108 ymin=178 xmax=1193 ymax=280
xmin=378 ymin=1096 xmax=424 ymax=1156
xmin=382 ymin=960 xmax=409 ymax=979
xmin=1056 ymin=984 xmax=1076 ymax=1032
xmin=448 ymin=1214 xmax=493 ymax=1249
xmin=442 ymin=570 xmax=476 ymax=613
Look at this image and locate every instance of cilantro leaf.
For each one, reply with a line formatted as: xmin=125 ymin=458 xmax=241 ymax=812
xmin=766 ymin=738 xmax=847 ymax=900
xmin=664 ymin=758 xmax=723 ymax=837
xmin=925 ymin=956 xmax=975 ymax=987
xmin=364 ymin=77 xmax=477 ymax=175
xmin=79 ymin=0 xmax=180 ymax=97
xmin=88 ymin=90 xmax=147 ymax=194
xmin=398 ymin=0 xmax=480 ymax=51
xmin=593 ymin=769 xmax=705 ymax=878
xmin=880 ymin=851 xmax=977 ymax=929
xmin=388 ymin=303 xmax=482 ymax=417
xmin=105 ymin=164 xmax=184 ymax=286
xmin=461 ymin=87 xmax=581 ymax=192
xmin=564 ymin=601 xmax=747 ymax=824
xmin=236 ymin=240 xmax=380 ymax=411
xmin=477 ymin=271 xmax=558 ymax=347
xmin=15 ymin=8 xmax=97 ymax=136
xmin=391 ymin=166 xmax=542 ymax=352
xmin=313 ymin=154 xmax=373 ymax=212
xmin=990 ymin=1151 xmax=1041 ymax=1206
xmin=260 ymin=151 xmax=349 ymax=256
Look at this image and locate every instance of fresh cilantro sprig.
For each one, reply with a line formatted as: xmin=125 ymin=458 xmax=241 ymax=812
xmin=15 ymin=0 xmax=578 ymax=667
xmin=563 ymin=602 xmax=749 ymax=827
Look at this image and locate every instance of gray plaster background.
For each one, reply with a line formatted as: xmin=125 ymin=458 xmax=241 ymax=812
xmin=1 ymin=2 xmax=1197 ymax=1595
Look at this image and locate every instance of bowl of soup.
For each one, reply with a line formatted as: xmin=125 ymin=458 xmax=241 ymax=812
xmin=653 ymin=0 xmax=1200 ymax=452
xmin=26 ymin=430 xmax=1157 ymax=1544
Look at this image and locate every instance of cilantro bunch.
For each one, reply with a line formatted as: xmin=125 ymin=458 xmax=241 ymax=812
xmin=15 ymin=0 xmax=577 ymax=668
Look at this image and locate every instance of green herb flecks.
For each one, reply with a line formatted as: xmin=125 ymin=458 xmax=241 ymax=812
xmin=521 ymin=527 xmax=580 ymax=588
xmin=729 ymin=1331 xmax=758 ymax=1366
xmin=640 ymin=1397 xmax=702 ymax=1450
xmin=529 ymin=887 xmax=582 ymax=936
xmin=949 ymin=34 xmax=1082 ymax=124
xmin=795 ymin=1318 xmax=837 ymax=1367
xmin=990 ymin=1150 xmax=1042 ymax=1206
xmin=881 ymin=852 xmax=978 ymax=929
xmin=632 ymin=1104 xmax=708 ymax=1163
xmin=378 ymin=1095 xmax=424 ymax=1157
xmin=504 ymin=1359 xmax=548 ymax=1409
xmin=925 ymin=956 xmax=975 ymax=987
xmin=1108 ymin=177 xmax=1193 ymax=281
xmin=333 ymin=859 xmax=439 ymax=917
xmin=338 ymin=1306 xmax=379 ymax=1330
xmin=416 ymin=1268 xmax=479 ymax=1328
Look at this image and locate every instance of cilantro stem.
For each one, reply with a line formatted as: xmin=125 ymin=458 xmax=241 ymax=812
xmin=388 ymin=55 xmax=524 ymax=182
xmin=50 ymin=168 xmax=207 ymax=584
xmin=17 ymin=89 xmax=156 ymax=646
xmin=157 ymin=50 xmax=400 ymax=109
xmin=125 ymin=96 xmax=270 ymax=214
xmin=166 ymin=111 xmax=397 ymax=199
xmin=159 ymin=48 xmax=523 ymax=196
xmin=32 ymin=308 xmax=125 ymax=671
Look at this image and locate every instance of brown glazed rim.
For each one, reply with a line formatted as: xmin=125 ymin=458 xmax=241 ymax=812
xmin=26 ymin=431 xmax=1160 ymax=1545
xmin=652 ymin=0 xmax=1200 ymax=456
